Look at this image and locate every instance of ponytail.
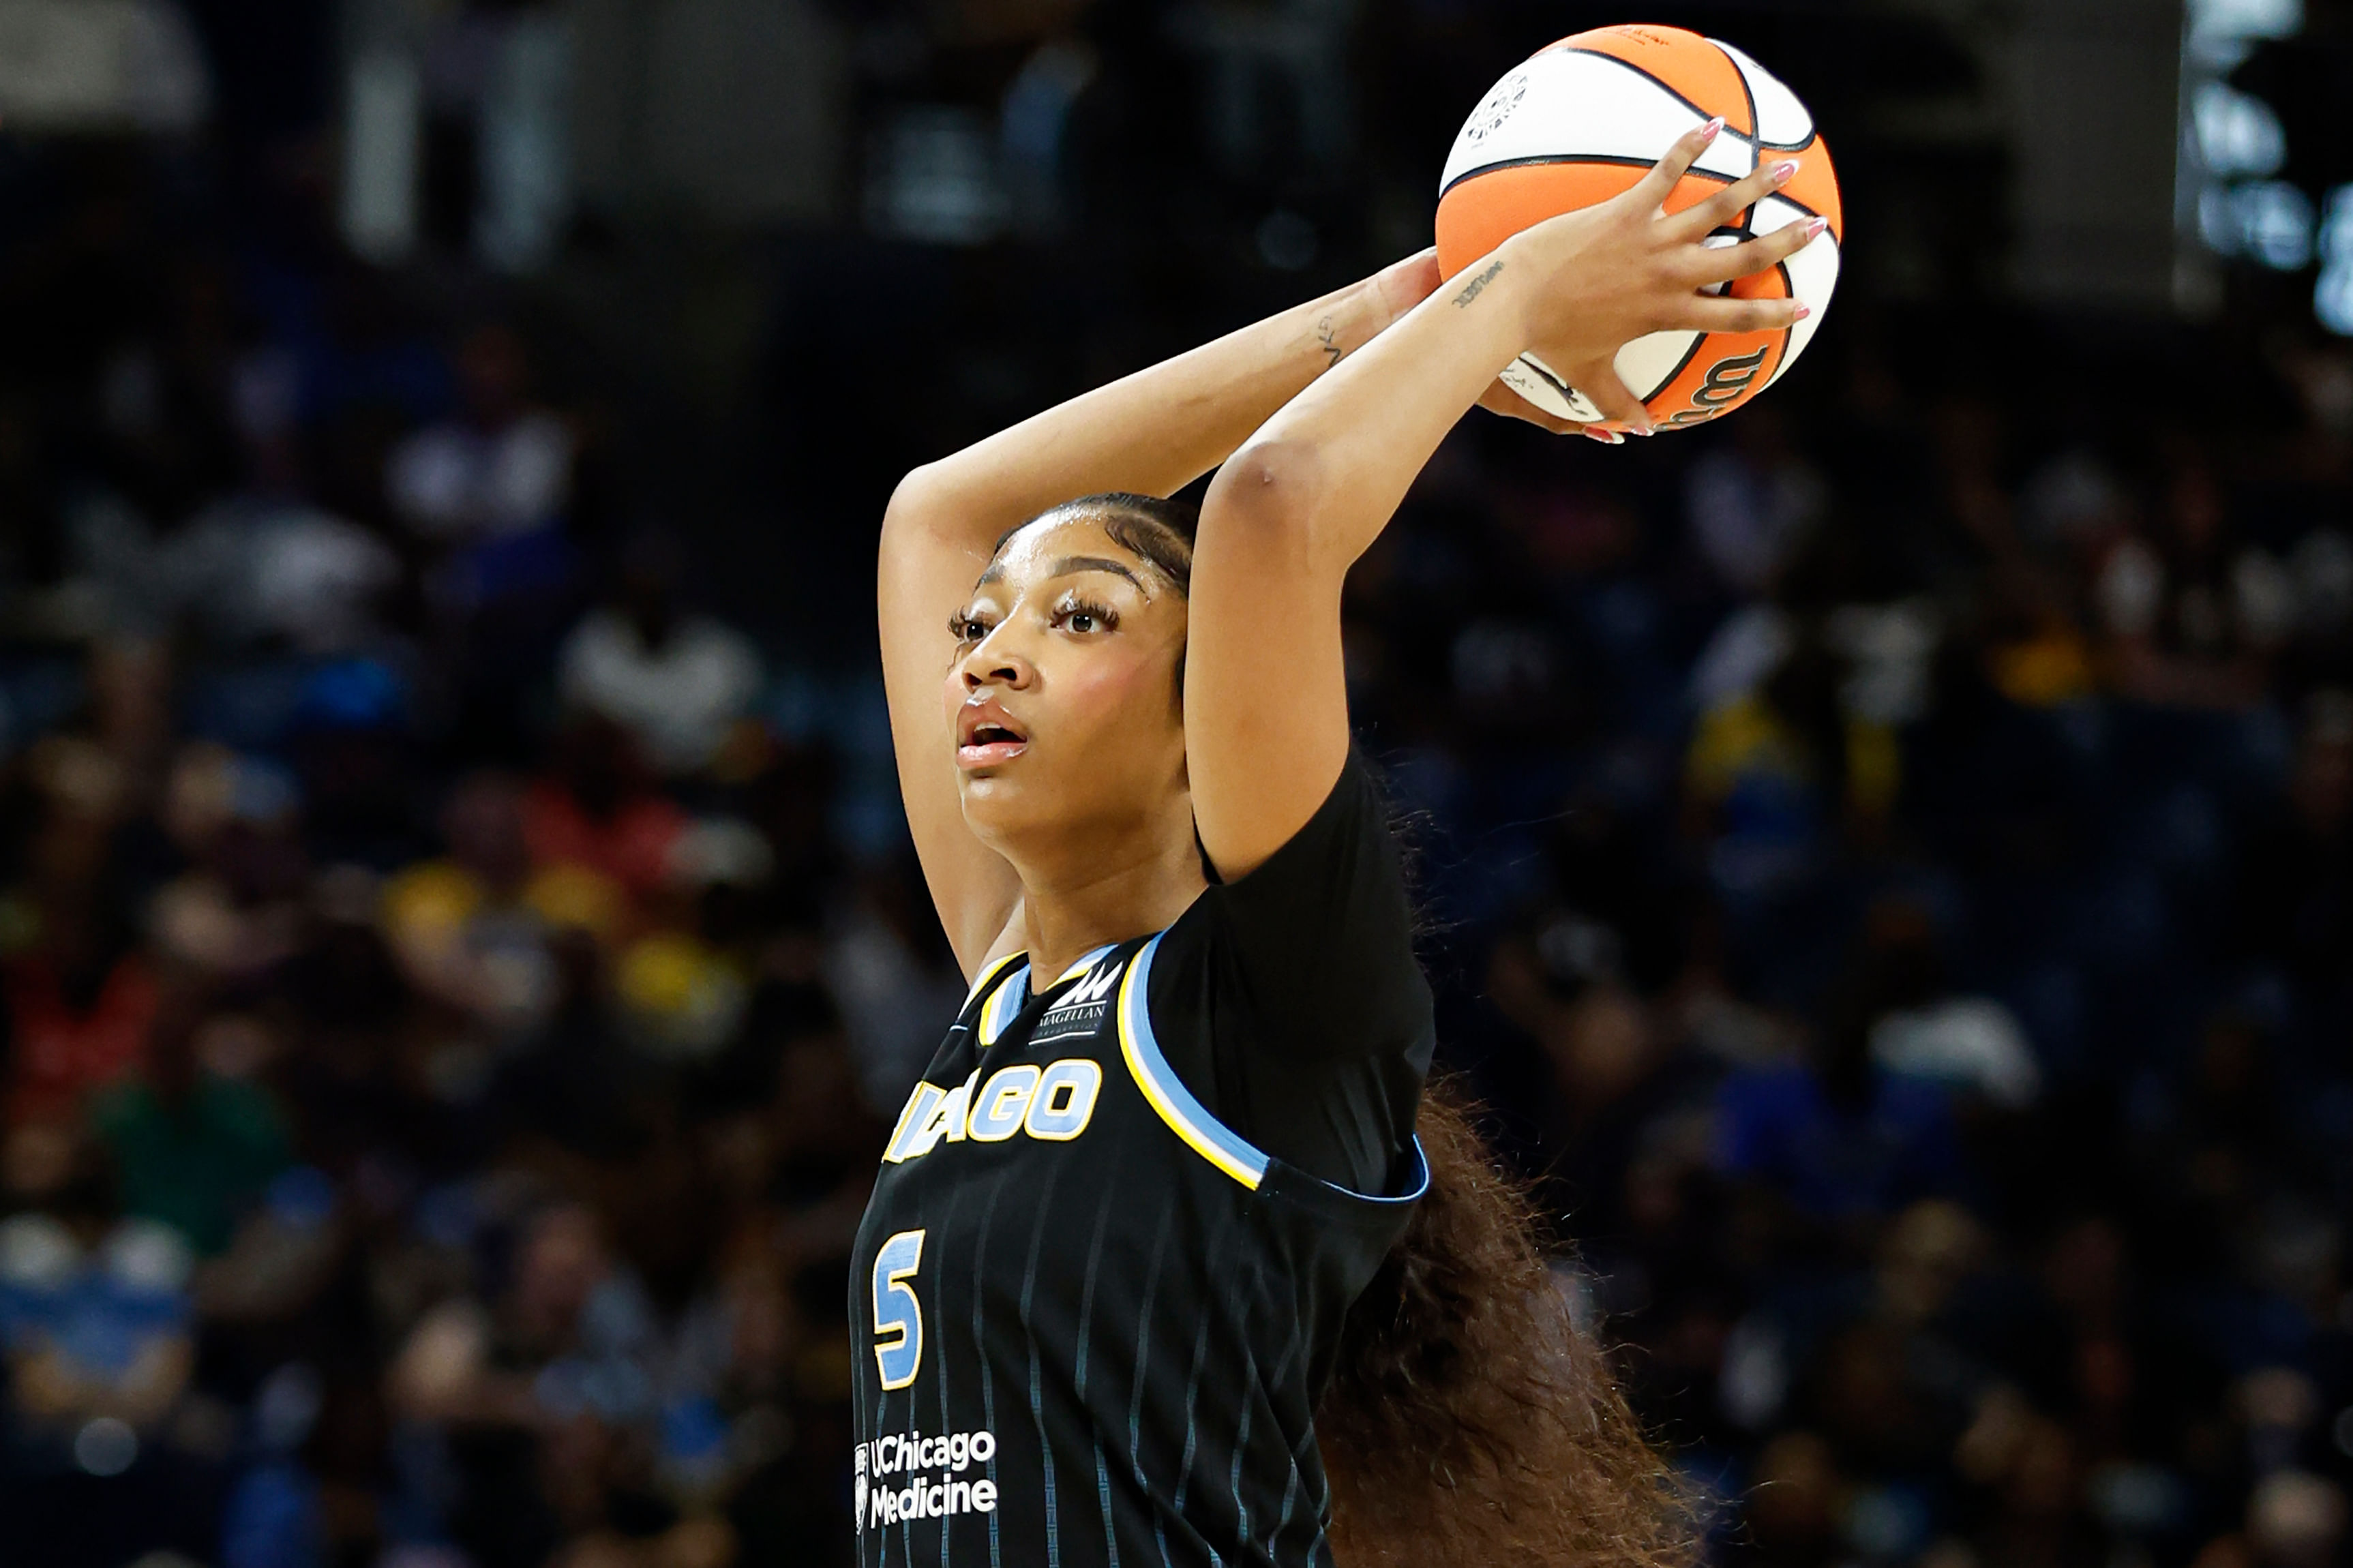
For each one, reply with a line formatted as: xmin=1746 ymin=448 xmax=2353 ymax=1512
xmin=1316 ymin=1079 xmax=1698 ymax=1568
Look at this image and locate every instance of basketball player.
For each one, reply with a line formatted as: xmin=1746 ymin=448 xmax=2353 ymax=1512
xmin=857 ymin=120 xmax=1818 ymax=1568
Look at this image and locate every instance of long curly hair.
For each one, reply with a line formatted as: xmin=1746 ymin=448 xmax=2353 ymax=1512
xmin=1026 ymin=492 xmax=1700 ymax=1568
xmin=1316 ymin=1079 xmax=1698 ymax=1568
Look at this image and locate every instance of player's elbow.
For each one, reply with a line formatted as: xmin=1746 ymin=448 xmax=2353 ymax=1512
xmin=1205 ymin=438 xmax=1333 ymax=560
xmin=882 ymin=462 xmax=953 ymax=546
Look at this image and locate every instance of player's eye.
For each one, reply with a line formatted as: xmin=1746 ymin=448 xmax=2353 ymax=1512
xmin=1053 ymin=597 xmax=1118 ymax=635
xmin=948 ymin=610 xmax=993 ymax=645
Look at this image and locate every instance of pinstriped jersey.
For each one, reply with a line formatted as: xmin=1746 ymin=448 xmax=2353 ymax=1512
xmin=848 ymin=762 xmax=1435 ymax=1568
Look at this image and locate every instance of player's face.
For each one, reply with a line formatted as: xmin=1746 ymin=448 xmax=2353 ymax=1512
xmin=943 ymin=515 xmax=1189 ymax=850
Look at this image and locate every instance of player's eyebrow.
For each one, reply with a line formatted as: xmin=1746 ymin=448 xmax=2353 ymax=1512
xmin=972 ymin=555 xmax=1151 ymax=594
xmin=1047 ymin=556 xmax=1148 ymax=592
xmin=974 ymin=556 xmax=1148 ymax=593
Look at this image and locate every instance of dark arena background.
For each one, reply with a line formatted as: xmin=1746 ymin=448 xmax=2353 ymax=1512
xmin=0 ymin=0 xmax=2350 ymax=1565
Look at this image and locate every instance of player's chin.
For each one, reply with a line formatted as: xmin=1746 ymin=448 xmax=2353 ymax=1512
xmin=955 ymin=764 xmax=1037 ymax=821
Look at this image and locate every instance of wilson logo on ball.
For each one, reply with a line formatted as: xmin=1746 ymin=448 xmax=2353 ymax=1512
xmin=1693 ymin=347 xmax=1770 ymax=407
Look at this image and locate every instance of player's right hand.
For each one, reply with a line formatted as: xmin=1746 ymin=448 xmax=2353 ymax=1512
xmin=1503 ymin=117 xmax=1827 ymax=435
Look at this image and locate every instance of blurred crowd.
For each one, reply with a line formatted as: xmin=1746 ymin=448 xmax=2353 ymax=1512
xmin=2 ymin=3 xmax=2352 ymax=1568
xmin=1397 ymin=352 xmax=2353 ymax=1568
xmin=0 ymin=121 xmax=944 ymax=1568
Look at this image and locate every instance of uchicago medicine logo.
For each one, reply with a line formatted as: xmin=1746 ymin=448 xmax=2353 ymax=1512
xmin=855 ymin=1427 xmax=1000 ymax=1530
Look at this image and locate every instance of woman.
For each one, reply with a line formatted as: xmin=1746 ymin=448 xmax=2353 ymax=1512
xmin=855 ymin=121 xmax=1822 ymax=1568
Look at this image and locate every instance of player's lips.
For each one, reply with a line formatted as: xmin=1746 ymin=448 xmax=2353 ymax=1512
xmin=956 ymin=699 xmax=1029 ymax=768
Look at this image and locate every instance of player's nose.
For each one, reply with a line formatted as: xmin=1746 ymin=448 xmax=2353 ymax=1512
xmin=958 ymin=631 xmax=1035 ymax=691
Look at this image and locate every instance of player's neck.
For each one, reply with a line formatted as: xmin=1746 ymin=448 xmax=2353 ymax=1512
xmin=1013 ymin=821 xmax=1206 ymax=982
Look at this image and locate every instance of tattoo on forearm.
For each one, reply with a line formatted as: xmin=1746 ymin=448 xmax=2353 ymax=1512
xmin=1452 ymin=258 xmax=1505 ymax=307
xmin=1316 ymin=316 xmax=1342 ymax=368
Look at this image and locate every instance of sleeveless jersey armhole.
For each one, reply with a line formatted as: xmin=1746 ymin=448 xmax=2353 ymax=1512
xmin=1118 ymin=931 xmax=1430 ymax=1205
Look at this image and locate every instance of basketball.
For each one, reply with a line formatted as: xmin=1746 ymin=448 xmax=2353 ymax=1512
xmin=1436 ymin=24 xmax=1842 ymax=431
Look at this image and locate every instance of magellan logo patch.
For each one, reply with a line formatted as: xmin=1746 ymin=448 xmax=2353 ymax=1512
xmin=1044 ymin=959 xmax=1122 ymax=1014
xmin=1032 ymin=957 xmax=1124 ymax=1041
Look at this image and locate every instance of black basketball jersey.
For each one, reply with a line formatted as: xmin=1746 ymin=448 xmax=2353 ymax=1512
xmin=849 ymin=758 xmax=1433 ymax=1568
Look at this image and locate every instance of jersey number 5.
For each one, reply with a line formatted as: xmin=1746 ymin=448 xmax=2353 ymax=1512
xmin=871 ymin=1228 xmax=926 ymax=1390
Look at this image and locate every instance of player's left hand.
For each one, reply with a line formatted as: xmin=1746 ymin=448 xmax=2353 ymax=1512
xmin=1475 ymin=380 xmax=1591 ymax=436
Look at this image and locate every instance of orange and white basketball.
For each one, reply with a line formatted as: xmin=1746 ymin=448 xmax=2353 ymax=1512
xmin=1436 ymin=25 xmax=1842 ymax=431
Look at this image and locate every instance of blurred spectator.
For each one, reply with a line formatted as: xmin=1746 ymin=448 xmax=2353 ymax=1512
xmin=1858 ymin=907 xmax=2040 ymax=1111
xmin=1715 ymin=921 xmax=1967 ymax=1249
xmin=387 ymin=323 xmax=571 ymax=549
xmin=3 ymin=757 xmax=160 ymax=1122
xmin=164 ymin=498 xmax=401 ymax=657
xmin=383 ymin=771 xmax=623 ymax=1034
xmin=87 ymin=983 xmax=290 ymax=1254
xmin=1684 ymin=404 xmax=1826 ymax=599
xmin=522 ymin=721 xmax=689 ymax=903
xmin=2097 ymin=457 xmax=2292 ymax=710
xmin=557 ymin=539 xmax=764 ymax=779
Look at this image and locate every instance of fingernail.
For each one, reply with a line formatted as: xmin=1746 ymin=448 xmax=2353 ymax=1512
xmin=1583 ymin=427 xmax=1625 ymax=445
xmin=1804 ymin=216 xmax=1827 ymax=239
xmin=1700 ymin=117 xmax=1724 ymax=141
xmin=1792 ymin=303 xmax=1812 ymax=321
xmin=1772 ymin=160 xmax=1799 ymax=184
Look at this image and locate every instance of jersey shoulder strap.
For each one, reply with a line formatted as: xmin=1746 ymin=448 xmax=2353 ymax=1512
xmin=961 ymin=950 xmax=1032 ymax=1048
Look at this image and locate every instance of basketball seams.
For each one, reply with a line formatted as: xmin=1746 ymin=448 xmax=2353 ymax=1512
xmin=1713 ymin=40 xmax=1762 ymax=182
xmin=1715 ymin=39 xmax=1761 ymax=232
xmin=1767 ymin=187 xmax=1831 ymax=226
xmin=1714 ymin=39 xmax=1819 ymax=152
xmin=1551 ymin=30 xmax=1756 ymax=140
xmin=1718 ymin=262 xmax=1797 ymax=414
xmin=1559 ymin=46 xmax=1735 ymax=138
xmin=1516 ymin=355 xmax=1573 ymax=401
xmin=1444 ymin=45 xmax=1745 ymax=189
xmin=1760 ymin=236 xmax=1838 ymax=393
xmin=1439 ymin=153 xmax=1733 ymax=201
xmin=1636 ymin=331 xmax=1710 ymax=404
xmin=1439 ymin=160 xmax=1832 ymax=229
xmin=1767 ymin=260 xmax=1795 ymax=395
xmin=1555 ymin=33 xmax=1816 ymax=151
xmin=1651 ymin=256 xmax=1793 ymax=417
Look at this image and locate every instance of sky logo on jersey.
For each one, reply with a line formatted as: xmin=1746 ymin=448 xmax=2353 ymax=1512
xmin=882 ymin=1057 xmax=1105 ymax=1163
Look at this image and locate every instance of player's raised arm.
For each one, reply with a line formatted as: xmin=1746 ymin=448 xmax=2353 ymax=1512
xmin=1186 ymin=119 xmax=1827 ymax=878
xmin=877 ymin=258 xmax=1440 ymax=974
